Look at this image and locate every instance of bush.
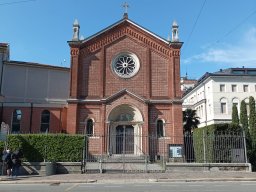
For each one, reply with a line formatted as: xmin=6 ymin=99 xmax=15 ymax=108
xmin=0 ymin=134 xmax=84 ymax=162
xmin=193 ymin=124 xmax=242 ymax=163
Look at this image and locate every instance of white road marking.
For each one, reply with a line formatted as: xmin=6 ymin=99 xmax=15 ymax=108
xmin=65 ymin=183 xmax=79 ymax=191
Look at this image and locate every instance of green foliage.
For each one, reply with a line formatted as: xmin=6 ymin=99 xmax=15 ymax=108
xmin=193 ymin=124 xmax=242 ymax=163
xmin=183 ymin=109 xmax=200 ymax=133
xmin=193 ymin=125 xmax=215 ymax=163
xmin=249 ymin=96 xmax=256 ymax=147
xmin=232 ymin=104 xmax=239 ymax=125
xmin=0 ymin=134 xmax=84 ymax=162
xmin=240 ymin=100 xmax=249 ymax=134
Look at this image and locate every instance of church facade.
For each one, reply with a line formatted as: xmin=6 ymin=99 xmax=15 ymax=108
xmin=66 ymin=15 xmax=183 ymax=157
xmin=0 ymin=15 xmax=183 ymax=159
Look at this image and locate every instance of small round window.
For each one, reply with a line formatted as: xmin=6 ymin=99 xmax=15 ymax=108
xmin=112 ymin=52 xmax=140 ymax=78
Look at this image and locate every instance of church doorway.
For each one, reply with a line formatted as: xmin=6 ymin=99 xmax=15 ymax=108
xmin=116 ymin=125 xmax=134 ymax=154
xmin=107 ymin=104 xmax=144 ymax=155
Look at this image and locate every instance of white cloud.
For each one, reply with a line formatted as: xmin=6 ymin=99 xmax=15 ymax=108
xmin=183 ymin=27 xmax=256 ymax=67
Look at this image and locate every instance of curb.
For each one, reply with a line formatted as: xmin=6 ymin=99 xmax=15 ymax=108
xmin=1 ymin=177 xmax=256 ymax=184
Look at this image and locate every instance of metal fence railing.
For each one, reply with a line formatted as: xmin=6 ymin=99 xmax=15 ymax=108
xmin=184 ymin=131 xmax=247 ymax=163
xmin=82 ymin=131 xmax=247 ymax=172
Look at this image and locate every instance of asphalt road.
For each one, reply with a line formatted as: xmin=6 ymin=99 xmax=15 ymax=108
xmin=1 ymin=182 xmax=256 ymax=192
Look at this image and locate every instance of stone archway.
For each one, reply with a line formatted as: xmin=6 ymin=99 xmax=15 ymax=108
xmin=107 ymin=104 xmax=143 ymax=155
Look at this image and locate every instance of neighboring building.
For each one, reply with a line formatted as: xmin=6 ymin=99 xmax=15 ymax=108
xmin=0 ymin=14 xmax=184 ymax=158
xmin=182 ymin=68 xmax=256 ymax=127
xmin=180 ymin=75 xmax=197 ymax=95
xmin=0 ymin=43 xmax=70 ymax=133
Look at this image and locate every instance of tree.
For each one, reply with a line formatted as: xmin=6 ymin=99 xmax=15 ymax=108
xmin=240 ymin=100 xmax=249 ymax=135
xmin=249 ymin=96 xmax=256 ymax=147
xmin=183 ymin=109 xmax=200 ymax=134
xmin=232 ymin=104 xmax=239 ymax=125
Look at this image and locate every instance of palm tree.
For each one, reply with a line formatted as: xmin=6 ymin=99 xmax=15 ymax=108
xmin=183 ymin=109 xmax=200 ymax=162
xmin=183 ymin=109 xmax=200 ymax=134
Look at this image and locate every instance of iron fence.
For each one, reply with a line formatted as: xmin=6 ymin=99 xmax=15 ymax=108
xmin=82 ymin=131 xmax=247 ymax=172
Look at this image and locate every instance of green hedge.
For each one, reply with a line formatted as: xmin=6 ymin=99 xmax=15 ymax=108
xmin=0 ymin=134 xmax=84 ymax=162
xmin=193 ymin=124 xmax=242 ymax=163
xmin=192 ymin=124 xmax=215 ymax=163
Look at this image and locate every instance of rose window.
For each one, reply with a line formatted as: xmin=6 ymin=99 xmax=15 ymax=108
xmin=112 ymin=52 xmax=140 ymax=78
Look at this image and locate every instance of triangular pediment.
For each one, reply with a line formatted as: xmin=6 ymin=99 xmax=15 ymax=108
xmin=102 ymin=89 xmax=147 ymax=104
xmin=75 ymin=18 xmax=180 ymax=57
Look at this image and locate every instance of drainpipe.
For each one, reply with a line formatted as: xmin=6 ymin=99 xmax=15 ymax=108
xmin=29 ymin=103 xmax=33 ymax=133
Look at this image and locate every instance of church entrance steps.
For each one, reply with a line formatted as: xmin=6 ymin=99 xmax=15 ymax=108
xmin=84 ymin=162 xmax=164 ymax=173
xmin=102 ymin=154 xmax=146 ymax=163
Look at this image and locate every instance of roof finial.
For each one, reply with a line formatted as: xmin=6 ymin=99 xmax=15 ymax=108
xmin=122 ymin=2 xmax=129 ymax=19
xmin=72 ymin=19 xmax=80 ymax=41
xmin=171 ymin=20 xmax=179 ymax=42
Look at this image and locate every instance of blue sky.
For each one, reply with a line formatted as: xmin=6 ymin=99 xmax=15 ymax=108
xmin=1 ymin=0 xmax=256 ymax=79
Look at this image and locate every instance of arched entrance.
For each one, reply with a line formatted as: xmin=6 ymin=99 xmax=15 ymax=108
xmin=107 ymin=104 xmax=143 ymax=155
xmin=116 ymin=125 xmax=134 ymax=154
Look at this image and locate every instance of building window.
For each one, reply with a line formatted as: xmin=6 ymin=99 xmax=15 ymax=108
xmin=220 ymin=98 xmax=228 ymax=114
xmin=243 ymin=85 xmax=249 ymax=92
xmin=157 ymin=119 xmax=164 ymax=138
xmin=86 ymin=119 xmax=94 ymax=135
xmin=232 ymin=98 xmax=239 ymax=111
xmin=112 ymin=52 xmax=140 ymax=78
xmin=12 ymin=109 xmax=22 ymax=133
xmin=220 ymin=84 xmax=225 ymax=92
xmin=231 ymin=85 xmax=237 ymax=92
xmin=41 ymin=110 xmax=50 ymax=133
xmin=221 ymin=103 xmax=227 ymax=114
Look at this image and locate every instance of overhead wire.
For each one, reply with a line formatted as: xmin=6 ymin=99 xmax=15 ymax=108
xmin=183 ymin=0 xmax=207 ymax=52
xmin=215 ymin=8 xmax=256 ymax=43
xmin=0 ymin=0 xmax=36 ymax=6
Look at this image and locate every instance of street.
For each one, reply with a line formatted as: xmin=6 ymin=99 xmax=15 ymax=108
xmin=1 ymin=182 xmax=256 ymax=192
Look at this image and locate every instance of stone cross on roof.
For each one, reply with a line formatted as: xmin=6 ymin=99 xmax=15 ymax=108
xmin=122 ymin=2 xmax=129 ymax=19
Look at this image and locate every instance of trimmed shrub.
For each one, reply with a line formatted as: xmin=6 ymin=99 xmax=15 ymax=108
xmin=193 ymin=124 xmax=242 ymax=163
xmin=0 ymin=134 xmax=84 ymax=162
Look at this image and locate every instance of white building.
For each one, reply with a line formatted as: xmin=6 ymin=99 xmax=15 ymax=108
xmin=182 ymin=68 xmax=256 ymax=128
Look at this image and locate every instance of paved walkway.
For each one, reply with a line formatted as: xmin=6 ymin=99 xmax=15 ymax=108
xmin=1 ymin=171 xmax=256 ymax=184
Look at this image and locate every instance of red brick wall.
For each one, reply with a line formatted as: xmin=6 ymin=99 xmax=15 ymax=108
xmin=151 ymin=51 xmax=169 ymax=97
xmin=80 ymin=50 xmax=103 ymax=98
xmin=105 ymin=37 xmax=148 ymax=97
xmin=66 ymin=103 xmax=78 ymax=133
xmin=2 ymin=106 xmax=65 ymax=133
xmin=67 ymin=21 xmax=183 ymax=154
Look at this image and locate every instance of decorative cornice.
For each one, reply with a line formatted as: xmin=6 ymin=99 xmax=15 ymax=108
xmin=67 ymin=97 xmax=182 ymax=105
xmin=172 ymin=50 xmax=180 ymax=57
xmin=80 ymin=25 xmax=174 ymax=58
xmin=70 ymin=48 xmax=79 ymax=56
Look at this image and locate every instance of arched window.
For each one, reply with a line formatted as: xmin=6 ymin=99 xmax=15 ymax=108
xmin=12 ymin=109 xmax=22 ymax=133
xmin=232 ymin=98 xmax=240 ymax=111
xmin=86 ymin=119 xmax=94 ymax=135
xmin=220 ymin=98 xmax=228 ymax=114
xmin=157 ymin=119 xmax=164 ymax=138
xmin=41 ymin=110 xmax=50 ymax=133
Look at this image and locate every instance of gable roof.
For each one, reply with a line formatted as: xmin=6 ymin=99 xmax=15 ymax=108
xmin=102 ymin=89 xmax=147 ymax=103
xmin=81 ymin=17 xmax=170 ymax=45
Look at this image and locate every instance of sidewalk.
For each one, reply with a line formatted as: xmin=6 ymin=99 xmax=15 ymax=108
xmin=1 ymin=171 xmax=256 ymax=184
